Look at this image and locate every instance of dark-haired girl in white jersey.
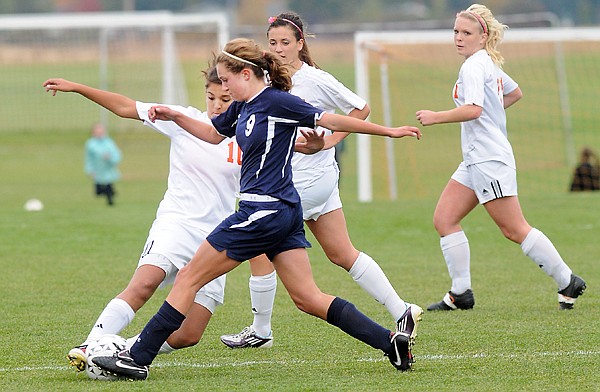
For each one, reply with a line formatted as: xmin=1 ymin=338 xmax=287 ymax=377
xmin=43 ymin=67 xmax=271 ymax=373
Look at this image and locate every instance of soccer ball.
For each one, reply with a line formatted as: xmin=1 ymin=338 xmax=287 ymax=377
xmin=24 ymin=198 xmax=44 ymax=211
xmin=84 ymin=334 xmax=127 ymax=381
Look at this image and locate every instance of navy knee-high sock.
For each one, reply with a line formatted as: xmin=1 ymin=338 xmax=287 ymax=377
xmin=326 ymin=297 xmax=392 ymax=354
xmin=130 ymin=301 xmax=185 ymax=366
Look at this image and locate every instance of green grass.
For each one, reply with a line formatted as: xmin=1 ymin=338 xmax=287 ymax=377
xmin=0 ymin=128 xmax=598 ymax=391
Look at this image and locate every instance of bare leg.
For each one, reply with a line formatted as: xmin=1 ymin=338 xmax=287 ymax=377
xmin=86 ymin=264 xmax=165 ymax=341
xmin=129 ymin=241 xmax=240 ymax=365
xmin=484 ymin=196 xmax=572 ymax=289
xmin=433 ymin=179 xmax=478 ymax=296
xmin=271 ymin=248 xmax=405 ymax=367
xmin=307 ymin=208 xmax=409 ymax=322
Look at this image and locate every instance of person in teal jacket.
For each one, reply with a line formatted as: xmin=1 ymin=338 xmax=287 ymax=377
xmin=85 ymin=123 xmax=121 ymax=205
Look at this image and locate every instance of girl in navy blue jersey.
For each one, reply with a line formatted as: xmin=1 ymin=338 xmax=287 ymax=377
xmin=92 ymin=38 xmax=421 ymax=380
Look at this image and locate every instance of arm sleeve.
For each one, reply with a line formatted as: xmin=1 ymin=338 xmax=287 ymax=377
xmin=277 ymin=91 xmax=326 ymax=128
xmin=460 ymin=60 xmax=486 ymax=107
xmin=136 ymin=101 xmax=202 ymax=137
xmin=308 ymin=71 xmax=366 ymax=114
xmin=500 ymin=69 xmax=519 ymax=95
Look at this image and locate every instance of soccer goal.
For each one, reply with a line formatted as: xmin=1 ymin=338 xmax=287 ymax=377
xmin=0 ymin=11 xmax=228 ymax=133
xmin=354 ymin=26 xmax=600 ymax=201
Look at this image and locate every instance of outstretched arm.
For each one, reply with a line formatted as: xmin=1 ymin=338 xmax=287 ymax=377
xmin=317 ymin=112 xmax=421 ymax=139
xmin=323 ymin=104 xmax=371 ymax=149
xmin=42 ymin=78 xmax=139 ymax=120
xmin=148 ymin=105 xmax=225 ymax=144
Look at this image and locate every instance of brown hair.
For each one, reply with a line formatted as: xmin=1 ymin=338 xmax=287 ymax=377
xmin=202 ymin=58 xmax=221 ymax=88
xmin=216 ymin=38 xmax=293 ymax=92
xmin=267 ymin=11 xmax=318 ymax=68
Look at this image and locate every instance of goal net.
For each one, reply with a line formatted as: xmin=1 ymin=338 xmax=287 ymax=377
xmin=0 ymin=11 xmax=228 ymax=133
xmin=354 ymin=27 xmax=600 ymax=201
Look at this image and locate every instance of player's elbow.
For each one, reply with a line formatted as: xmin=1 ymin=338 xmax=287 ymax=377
xmin=351 ymin=103 xmax=370 ymax=120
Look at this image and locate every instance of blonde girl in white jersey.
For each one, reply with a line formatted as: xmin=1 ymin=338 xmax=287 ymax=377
xmin=220 ymin=11 xmax=422 ymax=350
xmin=44 ymin=66 xmax=269 ymax=372
xmin=415 ymin=4 xmax=585 ymax=311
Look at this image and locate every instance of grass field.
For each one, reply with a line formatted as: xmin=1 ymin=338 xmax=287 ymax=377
xmin=0 ymin=128 xmax=598 ymax=391
xmin=2 ymin=30 xmax=600 ymax=390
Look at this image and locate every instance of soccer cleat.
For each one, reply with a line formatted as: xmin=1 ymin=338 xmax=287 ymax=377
xmin=396 ymin=304 xmax=423 ymax=342
xmin=427 ymin=289 xmax=475 ymax=311
xmin=396 ymin=304 xmax=422 ymax=365
xmin=66 ymin=344 xmax=88 ymax=372
xmin=386 ymin=332 xmax=411 ymax=371
xmin=91 ymin=350 xmax=148 ymax=381
xmin=220 ymin=326 xmax=273 ymax=349
xmin=558 ymin=274 xmax=586 ymax=310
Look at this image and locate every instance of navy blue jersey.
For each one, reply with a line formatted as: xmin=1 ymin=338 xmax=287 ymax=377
xmin=212 ymin=87 xmax=324 ymax=203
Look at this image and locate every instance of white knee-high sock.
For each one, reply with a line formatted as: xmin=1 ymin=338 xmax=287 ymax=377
xmin=126 ymin=333 xmax=175 ymax=354
xmin=520 ymin=228 xmax=572 ymax=290
xmin=86 ymin=298 xmax=135 ymax=342
xmin=440 ymin=231 xmax=471 ymax=295
xmin=348 ymin=252 xmax=407 ymax=322
xmin=250 ymin=271 xmax=277 ymax=337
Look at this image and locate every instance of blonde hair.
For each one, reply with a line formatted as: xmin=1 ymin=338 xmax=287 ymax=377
xmin=216 ymin=38 xmax=292 ymax=92
xmin=458 ymin=4 xmax=508 ymax=67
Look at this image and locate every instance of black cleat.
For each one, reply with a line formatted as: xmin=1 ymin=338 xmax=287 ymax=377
xmin=91 ymin=350 xmax=148 ymax=380
xmin=386 ymin=332 xmax=412 ymax=371
xmin=558 ymin=274 xmax=586 ymax=310
xmin=427 ymin=289 xmax=475 ymax=311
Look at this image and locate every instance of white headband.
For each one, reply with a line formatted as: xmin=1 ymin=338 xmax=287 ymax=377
xmin=221 ymin=50 xmax=271 ymax=85
xmin=221 ymin=50 xmax=259 ymax=68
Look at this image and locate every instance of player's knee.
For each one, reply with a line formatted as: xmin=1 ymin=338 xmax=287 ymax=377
xmin=121 ymin=281 xmax=157 ymax=306
xmin=290 ymin=292 xmax=328 ymax=317
xmin=499 ymin=226 xmax=522 ymax=243
xmin=173 ymin=265 xmax=199 ymax=289
xmin=433 ymin=217 xmax=447 ymax=235
xmin=434 ymin=214 xmax=463 ymax=236
xmin=324 ymin=247 xmax=359 ymax=270
xmin=288 ymin=293 xmax=314 ymax=315
xmin=326 ymin=253 xmax=353 ymax=270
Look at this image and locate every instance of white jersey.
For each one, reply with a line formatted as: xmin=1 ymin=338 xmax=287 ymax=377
xmin=453 ymin=49 xmax=519 ymax=169
xmin=290 ymin=63 xmax=367 ymax=171
xmin=136 ymin=101 xmax=240 ymax=239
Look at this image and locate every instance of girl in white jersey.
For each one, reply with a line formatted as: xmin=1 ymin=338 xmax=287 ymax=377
xmin=43 ymin=66 xmax=269 ymax=373
xmin=220 ymin=11 xmax=422 ymax=350
xmin=90 ymin=38 xmax=422 ymax=380
xmin=415 ymin=4 xmax=586 ymax=311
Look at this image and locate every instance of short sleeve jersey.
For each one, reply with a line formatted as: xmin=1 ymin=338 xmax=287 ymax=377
xmin=453 ymin=49 xmax=519 ymax=168
xmin=210 ymin=87 xmax=324 ymax=204
xmin=136 ymin=101 xmax=241 ymax=232
xmin=290 ymin=63 xmax=367 ymax=171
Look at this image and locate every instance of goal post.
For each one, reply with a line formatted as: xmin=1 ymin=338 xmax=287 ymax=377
xmin=0 ymin=11 xmax=229 ymax=133
xmin=354 ymin=27 xmax=600 ymax=201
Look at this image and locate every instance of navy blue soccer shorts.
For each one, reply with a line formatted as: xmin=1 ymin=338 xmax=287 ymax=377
xmin=206 ymin=200 xmax=311 ymax=262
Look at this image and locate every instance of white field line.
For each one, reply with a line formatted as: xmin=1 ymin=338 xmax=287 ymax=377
xmin=1 ymin=350 xmax=598 ymax=373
